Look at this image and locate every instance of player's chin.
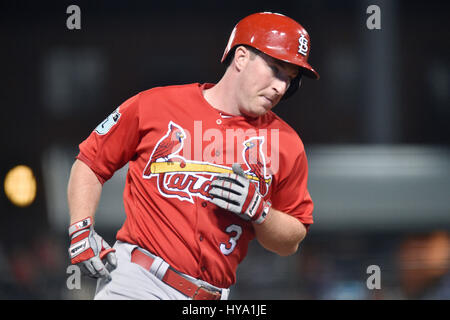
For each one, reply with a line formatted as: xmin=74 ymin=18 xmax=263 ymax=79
xmin=241 ymin=99 xmax=272 ymax=118
xmin=250 ymin=97 xmax=270 ymax=113
xmin=243 ymin=107 xmax=269 ymax=118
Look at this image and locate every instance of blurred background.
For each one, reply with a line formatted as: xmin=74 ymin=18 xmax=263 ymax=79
xmin=0 ymin=0 xmax=449 ymax=299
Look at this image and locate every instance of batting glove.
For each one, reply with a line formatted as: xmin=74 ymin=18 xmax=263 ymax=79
xmin=209 ymin=163 xmax=271 ymax=224
xmin=68 ymin=217 xmax=117 ymax=281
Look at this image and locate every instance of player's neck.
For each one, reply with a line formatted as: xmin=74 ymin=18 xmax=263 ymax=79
xmin=202 ymin=73 xmax=241 ymax=116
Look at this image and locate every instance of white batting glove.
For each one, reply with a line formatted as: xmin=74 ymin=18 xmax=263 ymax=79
xmin=68 ymin=217 xmax=117 ymax=281
xmin=209 ymin=163 xmax=271 ymax=224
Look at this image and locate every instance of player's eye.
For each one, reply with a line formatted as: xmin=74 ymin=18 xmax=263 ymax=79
xmin=270 ymin=65 xmax=279 ymax=75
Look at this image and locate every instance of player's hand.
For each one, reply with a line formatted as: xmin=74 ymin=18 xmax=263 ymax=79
xmin=209 ymin=163 xmax=271 ymax=224
xmin=68 ymin=217 xmax=117 ymax=281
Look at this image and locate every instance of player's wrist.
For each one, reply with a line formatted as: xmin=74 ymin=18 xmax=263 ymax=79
xmin=68 ymin=216 xmax=93 ymax=237
xmin=251 ymin=200 xmax=271 ymax=224
xmin=241 ymin=182 xmax=271 ymax=224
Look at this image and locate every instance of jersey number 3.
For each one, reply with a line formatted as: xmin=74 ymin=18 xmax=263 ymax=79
xmin=220 ymin=224 xmax=242 ymax=255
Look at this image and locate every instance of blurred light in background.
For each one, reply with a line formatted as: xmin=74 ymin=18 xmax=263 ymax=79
xmin=3 ymin=165 xmax=37 ymax=207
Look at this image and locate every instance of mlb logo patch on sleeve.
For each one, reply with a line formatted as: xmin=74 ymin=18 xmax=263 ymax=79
xmin=95 ymin=107 xmax=121 ymax=135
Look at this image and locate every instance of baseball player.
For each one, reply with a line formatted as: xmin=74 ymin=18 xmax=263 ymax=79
xmin=67 ymin=12 xmax=319 ymax=300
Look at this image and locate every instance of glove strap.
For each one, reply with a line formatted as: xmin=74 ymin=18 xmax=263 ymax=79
xmin=253 ymin=200 xmax=271 ymax=225
xmin=68 ymin=217 xmax=93 ymax=237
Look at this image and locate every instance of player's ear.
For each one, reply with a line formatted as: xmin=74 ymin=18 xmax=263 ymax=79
xmin=233 ymin=46 xmax=251 ymax=71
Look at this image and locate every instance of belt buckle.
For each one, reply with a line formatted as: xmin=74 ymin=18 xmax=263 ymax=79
xmin=192 ymin=286 xmax=221 ymax=300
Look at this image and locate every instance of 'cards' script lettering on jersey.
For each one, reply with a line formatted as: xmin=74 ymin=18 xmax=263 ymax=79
xmin=142 ymin=121 xmax=276 ymax=204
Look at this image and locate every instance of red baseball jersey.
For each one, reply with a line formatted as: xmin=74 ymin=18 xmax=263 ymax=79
xmin=77 ymin=83 xmax=314 ymax=288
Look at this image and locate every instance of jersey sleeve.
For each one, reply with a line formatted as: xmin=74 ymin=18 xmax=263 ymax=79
xmin=270 ymin=149 xmax=314 ymax=228
xmin=76 ymin=93 xmax=141 ymax=184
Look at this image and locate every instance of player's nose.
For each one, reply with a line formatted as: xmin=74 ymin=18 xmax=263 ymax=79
xmin=271 ymin=77 xmax=290 ymax=97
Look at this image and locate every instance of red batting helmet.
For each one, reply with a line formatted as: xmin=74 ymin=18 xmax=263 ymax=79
xmin=222 ymin=12 xmax=319 ymax=98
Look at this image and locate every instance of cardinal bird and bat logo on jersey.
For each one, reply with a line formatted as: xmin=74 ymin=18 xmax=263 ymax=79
xmin=144 ymin=121 xmax=186 ymax=166
xmin=142 ymin=121 xmax=272 ymax=203
xmin=241 ymin=137 xmax=271 ymax=196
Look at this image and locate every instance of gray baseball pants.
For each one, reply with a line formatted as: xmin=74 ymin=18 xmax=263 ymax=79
xmin=94 ymin=240 xmax=230 ymax=300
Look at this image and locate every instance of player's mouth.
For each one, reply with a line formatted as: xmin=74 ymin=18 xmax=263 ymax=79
xmin=262 ymin=96 xmax=273 ymax=107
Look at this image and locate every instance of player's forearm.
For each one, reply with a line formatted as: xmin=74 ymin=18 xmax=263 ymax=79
xmin=67 ymin=159 xmax=103 ymax=224
xmin=253 ymin=207 xmax=307 ymax=256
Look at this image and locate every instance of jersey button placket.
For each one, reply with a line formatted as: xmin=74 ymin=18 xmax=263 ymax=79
xmin=197 ymin=200 xmax=207 ymax=276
